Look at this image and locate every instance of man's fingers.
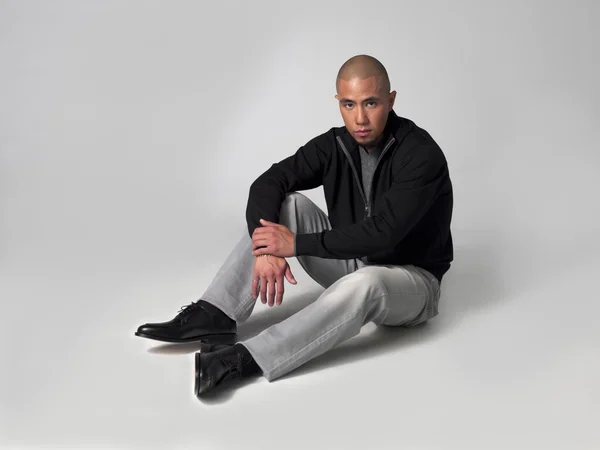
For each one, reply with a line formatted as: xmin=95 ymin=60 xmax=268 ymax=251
xmin=252 ymin=238 xmax=269 ymax=250
xmin=267 ymin=277 xmax=276 ymax=307
xmin=260 ymin=276 xmax=267 ymax=304
xmin=253 ymin=246 xmax=274 ymax=256
xmin=275 ymin=275 xmax=284 ymax=305
xmin=260 ymin=219 xmax=279 ymax=227
xmin=252 ymin=239 xmax=273 ymax=250
xmin=252 ymin=271 xmax=259 ymax=298
xmin=252 ymin=227 xmax=272 ymax=237
xmin=285 ymin=266 xmax=297 ymax=284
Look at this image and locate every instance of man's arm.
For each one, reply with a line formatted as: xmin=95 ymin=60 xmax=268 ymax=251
xmin=294 ymin=146 xmax=448 ymax=259
xmin=246 ymin=134 xmax=329 ymax=239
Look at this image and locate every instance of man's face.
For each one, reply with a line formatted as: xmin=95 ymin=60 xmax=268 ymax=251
xmin=335 ymin=76 xmax=396 ymax=149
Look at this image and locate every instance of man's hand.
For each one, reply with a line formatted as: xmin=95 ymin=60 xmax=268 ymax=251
xmin=252 ymin=255 xmax=297 ymax=307
xmin=251 ymin=219 xmax=295 ymax=258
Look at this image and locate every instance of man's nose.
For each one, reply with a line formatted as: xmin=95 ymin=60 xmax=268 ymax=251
xmin=355 ymin=107 xmax=368 ymax=125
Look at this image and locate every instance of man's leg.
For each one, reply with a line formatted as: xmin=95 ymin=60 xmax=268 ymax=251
xmin=241 ymin=263 xmax=440 ymax=381
xmin=195 ymin=193 xmax=372 ymax=395
xmin=137 ymin=191 xmax=350 ymax=344
xmin=200 ymin=192 xmax=362 ymax=323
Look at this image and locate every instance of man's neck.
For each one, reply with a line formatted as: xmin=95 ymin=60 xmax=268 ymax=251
xmin=362 ymin=142 xmax=381 ymax=154
xmin=362 ymin=134 xmax=385 ymax=153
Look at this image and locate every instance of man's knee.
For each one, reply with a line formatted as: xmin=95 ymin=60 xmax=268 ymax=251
xmin=279 ymin=192 xmax=312 ymax=226
xmin=281 ymin=191 xmax=310 ymax=210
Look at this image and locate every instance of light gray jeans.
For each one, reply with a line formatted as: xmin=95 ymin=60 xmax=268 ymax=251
xmin=201 ymin=192 xmax=441 ymax=381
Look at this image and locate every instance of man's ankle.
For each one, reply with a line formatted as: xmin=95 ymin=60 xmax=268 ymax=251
xmin=198 ymin=300 xmax=236 ymax=324
xmin=234 ymin=343 xmax=262 ymax=375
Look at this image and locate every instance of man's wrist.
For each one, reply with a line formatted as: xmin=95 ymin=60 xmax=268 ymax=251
xmin=257 ymin=254 xmax=284 ymax=260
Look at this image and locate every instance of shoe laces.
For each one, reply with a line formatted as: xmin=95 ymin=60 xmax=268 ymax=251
xmin=217 ymin=352 xmax=243 ymax=380
xmin=176 ymin=300 xmax=202 ymax=318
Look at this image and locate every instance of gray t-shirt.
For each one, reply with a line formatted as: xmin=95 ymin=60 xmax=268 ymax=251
xmin=358 ymin=145 xmax=382 ymax=263
xmin=359 ymin=145 xmax=382 ymax=202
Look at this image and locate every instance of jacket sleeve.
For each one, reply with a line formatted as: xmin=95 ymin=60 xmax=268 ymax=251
xmin=246 ymin=134 xmax=329 ymax=239
xmin=294 ymin=146 xmax=447 ymax=259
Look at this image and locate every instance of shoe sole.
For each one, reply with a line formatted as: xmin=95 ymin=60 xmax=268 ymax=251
xmin=134 ymin=331 xmax=236 ymax=345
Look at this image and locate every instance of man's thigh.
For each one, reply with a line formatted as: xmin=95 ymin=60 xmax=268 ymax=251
xmin=296 ymin=253 xmax=362 ymax=289
xmin=357 ymin=264 xmax=440 ymax=327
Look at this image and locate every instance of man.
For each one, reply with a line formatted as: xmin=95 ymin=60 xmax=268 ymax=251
xmin=135 ymin=54 xmax=454 ymax=397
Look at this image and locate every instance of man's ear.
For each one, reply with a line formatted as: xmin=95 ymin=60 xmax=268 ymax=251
xmin=389 ymin=90 xmax=397 ymax=111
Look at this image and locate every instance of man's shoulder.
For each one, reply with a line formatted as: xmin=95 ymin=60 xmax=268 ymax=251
xmin=393 ymin=115 xmax=434 ymax=145
xmin=392 ymin=116 xmax=448 ymax=166
xmin=302 ymin=123 xmax=347 ymax=150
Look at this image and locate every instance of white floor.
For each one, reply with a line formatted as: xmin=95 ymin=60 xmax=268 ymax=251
xmin=1 ymin=226 xmax=599 ymax=450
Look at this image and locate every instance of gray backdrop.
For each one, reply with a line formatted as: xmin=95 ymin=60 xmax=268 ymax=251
xmin=1 ymin=1 xmax=599 ymax=449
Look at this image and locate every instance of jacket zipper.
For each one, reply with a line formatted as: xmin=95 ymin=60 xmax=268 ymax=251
xmin=365 ymin=136 xmax=396 ymax=217
xmin=337 ymin=135 xmax=396 ymax=219
xmin=336 ymin=136 xmax=368 ymax=216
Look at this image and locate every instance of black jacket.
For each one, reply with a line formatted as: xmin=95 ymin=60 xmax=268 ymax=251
xmin=245 ymin=109 xmax=454 ymax=283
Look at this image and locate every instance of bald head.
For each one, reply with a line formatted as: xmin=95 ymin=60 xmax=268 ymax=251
xmin=336 ymin=54 xmax=390 ymax=95
xmin=334 ymin=55 xmax=396 ymax=149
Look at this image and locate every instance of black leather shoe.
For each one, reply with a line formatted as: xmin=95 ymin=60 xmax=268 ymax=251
xmin=198 ymin=342 xmax=232 ymax=353
xmin=134 ymin=299 xmax=236 ymax=344
xmin=195 ymin=344 xmax=258 ymax=397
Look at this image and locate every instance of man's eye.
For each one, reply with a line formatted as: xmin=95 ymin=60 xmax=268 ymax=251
xmin=344 ymin=104 xmax=353 ymax=109
xmin=367 ymin=102 xmax=377 ymax=107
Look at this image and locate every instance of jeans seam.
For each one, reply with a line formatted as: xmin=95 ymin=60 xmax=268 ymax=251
xmin=234 ymin=292 xmax=256 ymax=317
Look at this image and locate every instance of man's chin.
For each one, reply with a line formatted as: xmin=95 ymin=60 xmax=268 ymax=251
xmin=355 ymin=135 xmax=381 ymax=148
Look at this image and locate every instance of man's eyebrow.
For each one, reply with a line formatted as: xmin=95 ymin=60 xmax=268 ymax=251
xmin=339 ymin=96 xmax=381 ymax=103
